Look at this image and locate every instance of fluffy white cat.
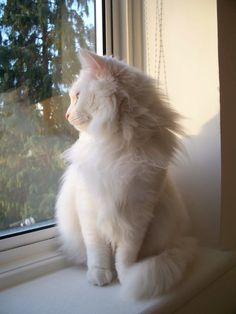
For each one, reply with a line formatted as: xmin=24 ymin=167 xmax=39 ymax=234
xmin=56 ymin=49 xmax=197 ymax=299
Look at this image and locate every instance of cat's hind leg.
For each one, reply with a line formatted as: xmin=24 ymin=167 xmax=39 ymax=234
xmin=56 ymin=166 xmax=86 ymax=264
xmin=119 ymin=179 xmax=197 ymax=299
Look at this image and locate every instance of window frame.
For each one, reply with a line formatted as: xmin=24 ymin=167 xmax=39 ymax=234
xmin=112 ymin=0 xmax=143 ymax=69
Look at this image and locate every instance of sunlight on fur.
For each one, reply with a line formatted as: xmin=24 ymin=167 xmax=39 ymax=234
xmin=55 ymin=49 xmax=197 ymax=300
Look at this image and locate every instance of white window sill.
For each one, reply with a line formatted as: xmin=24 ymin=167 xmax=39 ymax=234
xmin=1 ymin=247 xmax=236 ymax=314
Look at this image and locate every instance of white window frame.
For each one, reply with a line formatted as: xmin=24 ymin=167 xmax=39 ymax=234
xmin=112 ymin=0 xmax=143 ymax=69
xmin=0 ymin=0 xmax=143 ymax=290
xmin=95 ymin=0 xmax=104 ymax=55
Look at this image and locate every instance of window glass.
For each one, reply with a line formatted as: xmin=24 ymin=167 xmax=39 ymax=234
xmin=0 ymin=0 xmax=95 ymax=236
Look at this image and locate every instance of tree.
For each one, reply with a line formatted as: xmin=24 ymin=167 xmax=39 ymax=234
xmin=0 ymin=0 xmax=95 ymax=230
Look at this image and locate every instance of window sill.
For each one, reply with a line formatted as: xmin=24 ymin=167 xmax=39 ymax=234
xmin=1 ymin=247 xmax=236 ymax=314
xmin=0 ymin=235 xmax=69 ymax=291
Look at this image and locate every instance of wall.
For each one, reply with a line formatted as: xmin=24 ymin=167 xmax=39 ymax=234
xmin=143 ymin=0 xmax=220 ymax=246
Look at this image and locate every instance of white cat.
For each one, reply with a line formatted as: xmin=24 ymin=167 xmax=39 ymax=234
xmin=56 ymin=49 xmax=197 ymax=299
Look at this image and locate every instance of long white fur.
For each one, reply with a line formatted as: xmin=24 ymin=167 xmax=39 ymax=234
xmin=56 ymin=49 xmax=197 ymax=299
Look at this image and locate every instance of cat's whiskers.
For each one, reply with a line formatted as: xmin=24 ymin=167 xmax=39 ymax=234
xmin=70 ymin=115 xmax=90 ymax=125
xmin=70 ymin=117 xmax=80 ymax=122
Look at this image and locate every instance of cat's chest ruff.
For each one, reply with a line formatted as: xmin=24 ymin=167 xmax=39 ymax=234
xmin=77 ymin=137 xmax=127 ymax=185
xmin=74 ymin=136 xmax=139 ymax=244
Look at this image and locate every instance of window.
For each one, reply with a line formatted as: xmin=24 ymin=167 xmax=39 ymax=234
xmin=0 ymin=0 xmax=98 ymax=239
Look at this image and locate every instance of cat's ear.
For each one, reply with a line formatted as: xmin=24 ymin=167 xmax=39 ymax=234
xmin=79 ymin=49 xmax=106 ymax=73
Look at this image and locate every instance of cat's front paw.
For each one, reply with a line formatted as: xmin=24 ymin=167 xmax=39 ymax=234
xmin=87 ymin=267 xmax=113 ymax=286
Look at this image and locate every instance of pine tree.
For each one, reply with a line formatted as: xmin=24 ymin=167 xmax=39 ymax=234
xmin=0 ymin=0 xmax=95 ymax=230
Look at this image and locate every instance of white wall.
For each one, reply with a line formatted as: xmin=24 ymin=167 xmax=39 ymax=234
xmin=143 ymin=0 xmax=220 ymax=246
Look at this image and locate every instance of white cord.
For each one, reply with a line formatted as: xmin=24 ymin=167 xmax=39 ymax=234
xmin=144 ymin=0 xmax=169 ymax=99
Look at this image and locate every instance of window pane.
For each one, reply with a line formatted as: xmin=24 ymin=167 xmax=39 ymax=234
xmin=0 ymin=0 xmax=96 ymax=235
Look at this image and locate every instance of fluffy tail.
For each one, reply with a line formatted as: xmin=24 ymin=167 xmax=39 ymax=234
xmin=121 ymin=237 xmax=197 ymax=299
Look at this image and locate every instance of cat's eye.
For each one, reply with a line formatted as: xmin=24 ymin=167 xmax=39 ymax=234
xmin=76 ymin=92 xmax=80 ymax=99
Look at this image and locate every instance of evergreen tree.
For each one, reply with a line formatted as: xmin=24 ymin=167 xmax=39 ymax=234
xmin=0 ymin=0 xmax=95 ymax=230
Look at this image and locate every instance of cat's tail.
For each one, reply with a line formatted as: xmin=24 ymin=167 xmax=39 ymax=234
xmin=121 ymin=237 xmax=197 ymax=299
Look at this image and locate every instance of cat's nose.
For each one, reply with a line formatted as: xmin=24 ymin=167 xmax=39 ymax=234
xmin=65 ymin=112 xmax=69 ymax=120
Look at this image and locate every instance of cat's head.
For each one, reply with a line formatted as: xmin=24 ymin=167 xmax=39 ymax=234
xmin=66 ymin=49 xmax=182 ymax=149
xmin=66 ymin=49 xmax=124 ymax=136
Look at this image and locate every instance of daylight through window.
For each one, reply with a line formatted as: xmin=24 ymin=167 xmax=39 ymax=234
xmin=0 ymin=0 xmax=96 ymax=236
